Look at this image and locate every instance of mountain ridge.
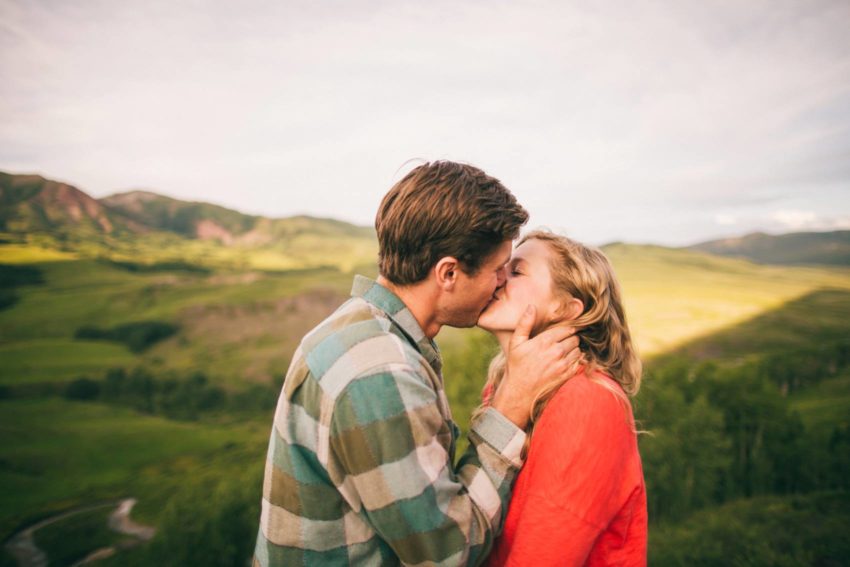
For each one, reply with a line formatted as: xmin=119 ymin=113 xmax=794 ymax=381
xmin=0 ymin=171 xmax=374 ymax=242
xmin=689 ymin=230 xmax=850 ymax=266
xmin=0 ymin=171 xmax=377 ymax=271
xmin=0 ymin=172 xmax=145 ymax=235
xmin=4 ymin=170 xmax=848 ymax=269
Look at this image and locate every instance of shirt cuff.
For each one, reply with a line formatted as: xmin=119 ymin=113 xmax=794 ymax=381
xmin=471 ymin=407 xmax=527 ymax=468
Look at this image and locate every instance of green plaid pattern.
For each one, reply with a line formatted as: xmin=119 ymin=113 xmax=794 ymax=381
xmin=254 ymin=276 xmax=526 ymax=566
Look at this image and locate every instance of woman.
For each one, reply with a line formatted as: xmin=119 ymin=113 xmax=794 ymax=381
xmin=477 ymin=230 xmax=647 ymax=566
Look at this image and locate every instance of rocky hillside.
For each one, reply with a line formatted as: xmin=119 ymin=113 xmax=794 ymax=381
xmin=102 ymin=190 xmax=374 ymax=245
xmin=0 ymin=172 xmax=143 ymax=236
xmin=0 ymin=171 xmax=377 ymax=271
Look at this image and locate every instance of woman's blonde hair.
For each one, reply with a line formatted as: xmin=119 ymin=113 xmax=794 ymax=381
xmin=474 ymin=230 xmax=642 ymax=456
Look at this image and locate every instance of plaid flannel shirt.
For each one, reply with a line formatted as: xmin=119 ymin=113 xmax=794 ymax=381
xmin=253 ymin=276 xmax=527 ymax=566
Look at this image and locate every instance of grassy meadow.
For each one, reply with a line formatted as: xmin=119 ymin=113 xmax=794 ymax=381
xmin=1 ymin=237 xmax=849 ymax=566
xmin=0 ymin=399 xmax=266 ymax=536
xmin=0 ymin=255 xmax=363 ymax=385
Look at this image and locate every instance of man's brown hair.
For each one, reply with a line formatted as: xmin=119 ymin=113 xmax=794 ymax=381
xmin=376 ymin=161 xmax=529 ymax=285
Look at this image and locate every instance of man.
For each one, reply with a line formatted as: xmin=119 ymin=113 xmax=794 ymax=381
xmin=254 ymin=161 xmax=580 ymax=566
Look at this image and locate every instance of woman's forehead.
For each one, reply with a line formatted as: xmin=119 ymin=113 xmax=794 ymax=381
xmin=513 ymin=238 xmax=550 ymax=260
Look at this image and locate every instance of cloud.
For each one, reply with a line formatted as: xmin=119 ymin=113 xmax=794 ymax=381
xmin=771 ymin=210 xmax=819 ymax=230
xmin=1 ymin=0 xmax=849 ymax=246
xmin=770 ymin=210 xmax=850 ymax=231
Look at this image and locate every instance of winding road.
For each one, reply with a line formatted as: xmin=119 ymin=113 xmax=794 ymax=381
xmin=4 ymin=498 xmax=155 ymax=567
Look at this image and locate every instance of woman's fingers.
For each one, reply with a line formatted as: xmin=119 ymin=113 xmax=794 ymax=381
xmin=561 ymin=335 xmax=580 ymax=357
xmin=535 ymin=324 xmax=575 ymax=346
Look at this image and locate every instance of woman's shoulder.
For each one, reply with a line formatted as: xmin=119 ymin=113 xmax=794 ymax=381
xmin=528 ymin=368 xmax=640 ymax=474
xmin=534 ymin=369 xmax=635 ymax=440
xmin=550 ymin=368 xmax=630 ymax=413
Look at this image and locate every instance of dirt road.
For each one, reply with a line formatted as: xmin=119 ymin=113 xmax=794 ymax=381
xmin=4 ymin=498 xmax=155 ymax=567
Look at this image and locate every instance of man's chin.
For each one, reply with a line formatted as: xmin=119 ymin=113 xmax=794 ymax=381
xmin=442 ymin=302 xmax=496 ymax=330
xmin=445 ymin=319 xmax=478 ymax=330
xmin=443 ymin=310 xmax=486 ymax=330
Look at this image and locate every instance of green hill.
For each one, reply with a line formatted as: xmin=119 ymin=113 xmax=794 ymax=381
xmin=0 ymin=171 xmax=378 ymax=272
xmin=601 ymin=243 xmax=850 ymax=355
xmin=653 ymin=288 xmax=850 ymax=363
xmin=100 ymin=190 xmax=260 ymax=240
xmin=689 ymin=230 xmax=850 ymax=266
xmin=100 ymin=191 xmax=374 ymax=244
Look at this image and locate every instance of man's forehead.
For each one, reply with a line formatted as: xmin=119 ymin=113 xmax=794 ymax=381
xmin=478 ymin=241 xmax=510 ymax=268
xmin=491 ymin=240 xmax=513 ymax=266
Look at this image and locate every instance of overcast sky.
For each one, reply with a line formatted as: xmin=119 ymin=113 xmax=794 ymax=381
xmin=2 ymin=0 xmax=849 ymax=245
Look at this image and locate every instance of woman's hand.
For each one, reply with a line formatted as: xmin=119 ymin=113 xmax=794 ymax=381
xmin=491 ymin=305 xmax=582 ymax=430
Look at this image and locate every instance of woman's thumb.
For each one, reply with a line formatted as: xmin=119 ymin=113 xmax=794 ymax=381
xmin=509 ymin=305 xmax=536 ymax=349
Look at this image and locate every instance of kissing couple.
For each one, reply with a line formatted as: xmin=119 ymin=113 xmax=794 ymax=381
xmin=254 ymin=160 xmax=647 ymax=566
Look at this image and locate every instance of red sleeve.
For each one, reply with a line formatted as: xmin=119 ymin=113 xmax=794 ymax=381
xmin=499 ymin=375 xmax=635 ymax=566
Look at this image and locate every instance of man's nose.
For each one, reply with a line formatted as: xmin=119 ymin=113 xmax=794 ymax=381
xmin=496 ymin=267 xmax=507 ymax=288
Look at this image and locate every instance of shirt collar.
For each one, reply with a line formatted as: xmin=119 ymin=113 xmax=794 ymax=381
xmin=351 ymin=275 xmax=442 ymax=374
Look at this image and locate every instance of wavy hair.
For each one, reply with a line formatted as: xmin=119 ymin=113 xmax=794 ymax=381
xmin=474 ymin=230 xmax=642 ymax=457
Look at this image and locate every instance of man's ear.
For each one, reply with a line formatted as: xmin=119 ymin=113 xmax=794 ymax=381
xmin=434 ymin=257 xmax=460 ymax=291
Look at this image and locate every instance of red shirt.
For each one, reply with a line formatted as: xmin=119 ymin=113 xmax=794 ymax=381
xmin=485 ymin=370 xmax=647 ymax=567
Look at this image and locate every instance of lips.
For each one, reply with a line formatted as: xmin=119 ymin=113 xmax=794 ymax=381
xmin=482 ymin=292 xmax=501 ymax=313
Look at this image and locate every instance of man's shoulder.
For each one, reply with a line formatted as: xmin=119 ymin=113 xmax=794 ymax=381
xmin=300 ymin=296 xmax=383 ymax=351
xmin=297 ymin=296 xmax=426 ymax=396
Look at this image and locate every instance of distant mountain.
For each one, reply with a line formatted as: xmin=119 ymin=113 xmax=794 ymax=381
xmin=0 ymin=172 xmax=143 ymax=236
xmin=0 ymin=171 xmax=377 ymax=271
xmin=689 ymin=231 xmax=850 ymax=266
xmin=100 ymin=190 xmax=259 ymax=242
xmin=101 ymin=190 xmax=374 ymax=245
xmin=0 ymin=172 xmax=374 ymax=243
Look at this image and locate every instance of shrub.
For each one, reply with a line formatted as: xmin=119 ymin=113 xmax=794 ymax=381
xmin=64 ymin=377 xmax=101 ymax=400
xmin=74 ymin=321 xmax=179 ymax=353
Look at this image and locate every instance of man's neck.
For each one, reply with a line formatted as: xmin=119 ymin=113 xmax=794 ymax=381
xmin=376 ymin=275 xmax=441 ymax=339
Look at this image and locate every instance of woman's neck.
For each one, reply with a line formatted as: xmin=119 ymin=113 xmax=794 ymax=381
xmin=493 ymin=331 xmax=511 ymax=354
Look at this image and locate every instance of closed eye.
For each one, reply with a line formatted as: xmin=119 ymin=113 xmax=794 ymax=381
xmin=509 ymin=258 xmax=526 ymax=276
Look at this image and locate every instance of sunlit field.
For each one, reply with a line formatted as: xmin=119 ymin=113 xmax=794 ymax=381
xmin=605 ymin=244 xmax=850 ymax=355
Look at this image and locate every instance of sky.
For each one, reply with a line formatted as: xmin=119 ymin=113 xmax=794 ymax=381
xmin=1 ymin=0 xmax=849 ymax=246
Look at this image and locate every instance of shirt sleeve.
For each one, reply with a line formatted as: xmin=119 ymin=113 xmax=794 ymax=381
xmin=328 ymin=365 xmax=527 ymax=566
xmin=496 ymin=377 xmax=635 ymax=566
